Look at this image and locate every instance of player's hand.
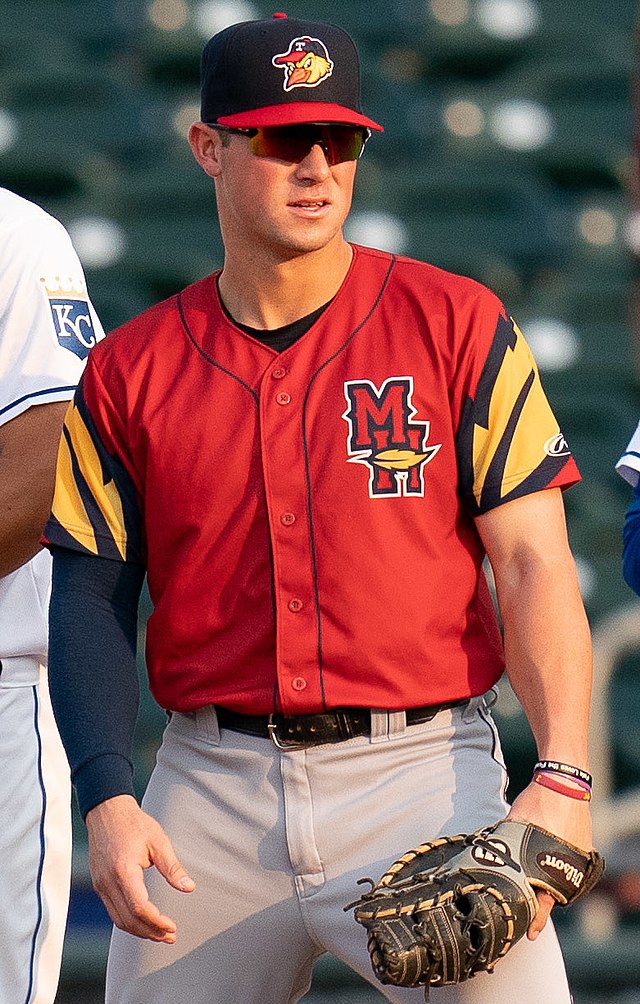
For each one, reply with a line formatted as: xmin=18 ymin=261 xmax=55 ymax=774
xmin=507 ymin=779 xmax=593 ymax=942
xmin=86 ymin=794 xmax=196 ymax=943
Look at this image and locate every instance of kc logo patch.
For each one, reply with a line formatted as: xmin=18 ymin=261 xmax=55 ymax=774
xmin=342 ymin=377 xmax=441 ymax=498
xmin=272 ymin=36 xmax=334 ymax=91
xmin=40 ymin=276 xmax=98 ymax=360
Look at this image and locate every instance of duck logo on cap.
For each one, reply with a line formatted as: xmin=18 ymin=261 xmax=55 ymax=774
xmin=272 ymin=36 xmax=334 ymax=91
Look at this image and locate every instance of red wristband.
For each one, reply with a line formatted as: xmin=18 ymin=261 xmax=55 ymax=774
xmin=537 ymin=768 xmax=592 ymax=793
xmin=533 ymin=771 xmax=591 ymax=801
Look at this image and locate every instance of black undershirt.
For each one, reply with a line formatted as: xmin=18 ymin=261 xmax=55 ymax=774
xmin=218 ymin=290 xmax=332 ymax=352
xmin=48 ymin=293 xmax=334 ymax=817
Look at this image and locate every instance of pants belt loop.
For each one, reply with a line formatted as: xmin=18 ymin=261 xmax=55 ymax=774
xmin=370 ymin=709 xmax=408 ymax=744
xmin=196 ymin=705 xmax=221 ymax=745
xmin=369 ymin=709 xmax=389 ymax=743
xmin=388 ymin=709 xmax=407 ymax=737
xmin=462 ymin=695 xmax=483 ymax=724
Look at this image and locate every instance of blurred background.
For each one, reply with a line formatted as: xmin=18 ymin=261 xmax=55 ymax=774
xmin=3 ymin=0 xmax=640 ymax=999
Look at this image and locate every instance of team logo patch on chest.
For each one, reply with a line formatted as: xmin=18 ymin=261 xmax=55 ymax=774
xmin=342 ymin=377 xmax=441 ymax=497
xmin=40 ymin=276 xmax=98 ymax=360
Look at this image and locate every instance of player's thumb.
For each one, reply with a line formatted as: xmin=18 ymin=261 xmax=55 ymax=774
xmin=152 ymin=835 xmax=196 ymax=893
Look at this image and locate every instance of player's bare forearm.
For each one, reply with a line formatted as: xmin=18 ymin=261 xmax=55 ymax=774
xmin=86 ymin=794 xmax=196 ymax=943
xmin=0 ymin=401 xmax=69 ymax=576
xmin=476 ymin=497 xmax=593 ymax=782
xmin=476 ymin=489 xmax=592 ymax=765
xmin=476 ymin=490 xmax=594 ymax=938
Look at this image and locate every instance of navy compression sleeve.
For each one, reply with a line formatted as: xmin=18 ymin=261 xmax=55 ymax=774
xmin=48 ymin=547 xmax=145 ymax=819
xmin=623 ymin=481 xmax=640 ymax=597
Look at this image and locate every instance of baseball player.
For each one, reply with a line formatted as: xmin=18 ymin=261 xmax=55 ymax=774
xmin=0 ymin=187 xmax=104 ymax=1003
xmin=44 ymin=14 xmax=596 ymax=1004
xmin=616 ymin=421 xmax=640 ymax=593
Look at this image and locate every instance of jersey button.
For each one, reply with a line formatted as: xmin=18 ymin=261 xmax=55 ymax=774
xmin=276 ymin=392 xmax=291 ymax=405
xmin=291 ymin=676 xmax=307 ymax=691
xmin=288 ymin=598 xmax=303 ymax=612
xmin=272 ymin=367 xmax=287 ymax=379
xmin=280 ymin=512 xmax=296 ymax=526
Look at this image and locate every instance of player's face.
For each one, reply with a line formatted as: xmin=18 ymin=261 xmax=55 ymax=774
xmin=191 ymin=124 xmax=359 ymax=260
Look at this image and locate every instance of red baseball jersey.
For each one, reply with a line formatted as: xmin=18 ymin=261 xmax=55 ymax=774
xmin=44 ymin=245 xmax=579 ymax=715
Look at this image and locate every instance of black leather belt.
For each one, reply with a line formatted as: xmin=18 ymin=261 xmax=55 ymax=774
xmin=215 ymin=699 xmax=469 ymax=750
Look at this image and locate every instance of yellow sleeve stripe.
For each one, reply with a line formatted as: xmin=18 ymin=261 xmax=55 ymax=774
xmin=471 ymin=322 xmax=560 ymax=506
xmin=51 ymin=419 xmax=99 ymax=556
xmin=64 ymin=404 xmax=128 ymax=561
xmin=502 ymin=377 xmax=560 ymax=491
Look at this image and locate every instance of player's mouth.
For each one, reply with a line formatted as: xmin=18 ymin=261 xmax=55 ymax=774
xmin=288 ymin=199 xmax=331 ymax=215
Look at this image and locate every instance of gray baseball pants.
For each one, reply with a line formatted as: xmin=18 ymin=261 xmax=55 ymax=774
xmin=105 ymin=696 xmax=572 ymax=1003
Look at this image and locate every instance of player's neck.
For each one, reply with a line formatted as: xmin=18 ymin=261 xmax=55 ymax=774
xmin=218 ymin=239 xmax=353 ymax=330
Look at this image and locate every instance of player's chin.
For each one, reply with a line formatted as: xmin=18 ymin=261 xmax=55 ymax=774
xmin=274 ymin=232 xmax=335 ymax=258
xmin=294 ymin=206 xmax=352 ymax=238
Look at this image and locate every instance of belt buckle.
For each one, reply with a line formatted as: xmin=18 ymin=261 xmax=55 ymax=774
xmin=267 ymin=714 xmax=307 ymax=751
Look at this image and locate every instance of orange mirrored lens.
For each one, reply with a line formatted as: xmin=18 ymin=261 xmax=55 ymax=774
xmin=247 ymin=125 xmax=368 ymax=165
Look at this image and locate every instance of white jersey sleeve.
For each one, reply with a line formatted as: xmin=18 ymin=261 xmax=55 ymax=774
xmin=0 ymin=187 xmax=105 ymax=427
xmin=0 ymin=188 xmax=105 ymax=661
xmin=616 ymin=419 xmax=640 ymax=488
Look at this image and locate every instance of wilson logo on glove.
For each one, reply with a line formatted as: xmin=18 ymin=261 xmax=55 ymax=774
xmin=470 ymin=838 xmax=519 ymax=869
xmin=537 ymin=853 xmax=585 ymax=889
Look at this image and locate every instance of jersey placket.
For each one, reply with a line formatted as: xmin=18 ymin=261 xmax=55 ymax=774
xmin=260 ymin=358 xmax=323 ymax=714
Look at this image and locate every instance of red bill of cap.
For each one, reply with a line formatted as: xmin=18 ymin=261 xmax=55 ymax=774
xmin=217 ymin=101 xmax=383 ymax=131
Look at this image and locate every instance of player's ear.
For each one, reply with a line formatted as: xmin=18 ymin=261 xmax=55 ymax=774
xmin=188 ymin=122 xmax=224 ymax=179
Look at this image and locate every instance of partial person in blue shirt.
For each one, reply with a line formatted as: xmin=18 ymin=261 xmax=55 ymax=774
xmin=616 ymin=420 xmax=640 ymax=595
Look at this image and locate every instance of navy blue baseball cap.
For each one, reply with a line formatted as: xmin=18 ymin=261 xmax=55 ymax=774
xmin=199 ymin=12 xmax=383 ymax=131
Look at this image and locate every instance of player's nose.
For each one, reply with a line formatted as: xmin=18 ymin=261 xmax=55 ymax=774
xmin=295 ymin=142 xmax=332 ymax=180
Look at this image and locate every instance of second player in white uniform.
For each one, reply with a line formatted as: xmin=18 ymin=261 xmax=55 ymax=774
xmin=0 ymin=187 xmax=104 ymax=1004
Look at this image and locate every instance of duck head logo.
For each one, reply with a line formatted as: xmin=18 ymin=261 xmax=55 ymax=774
xmin=272 ymin=36 xmax=334 ymax=91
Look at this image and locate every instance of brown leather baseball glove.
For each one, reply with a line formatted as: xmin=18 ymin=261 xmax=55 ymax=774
xmin=348 ymin=819 xmax=604 ymax=999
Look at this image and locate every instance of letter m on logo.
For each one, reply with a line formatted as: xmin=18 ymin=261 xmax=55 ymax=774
xmin=342 ymin=377 xmax=441 ymax=498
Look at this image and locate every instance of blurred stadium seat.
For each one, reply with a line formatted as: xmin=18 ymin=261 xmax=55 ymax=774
xmin=367 ymin=159 xmax=570 ymax=281
xmin=501 ymin=58 xmax=633 ymax=188
xmin=0 ymin=0 xmax=145 ymax=54
xmin=0 ymin=60 xmax=175 ymax=165
xmin=427 ymin=59 xmax=633 ymax=191
xmin=113 ymin=211 xmax=223 ymax=298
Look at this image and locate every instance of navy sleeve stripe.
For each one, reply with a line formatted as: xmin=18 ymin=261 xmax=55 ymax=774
xmin=0 ymin=385 xmax=77 ymax=418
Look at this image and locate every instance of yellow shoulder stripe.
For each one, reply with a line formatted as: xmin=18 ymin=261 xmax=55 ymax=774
xmin=57 ymin=404 xmax=128 ymax=560
xmin=472 ymin=322 xmax=559 ymax=506
xmin=51 ymin=419 xmax=99 ymax=555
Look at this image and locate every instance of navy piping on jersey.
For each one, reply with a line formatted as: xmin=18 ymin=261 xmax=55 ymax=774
xmin=177 ymin=292 xmax=259 ymax=404
xmin=24 ymin=686 xmax=46 ymax=1004
xmin=0 ymin=385 xmax=77 ymax=419
xmin=178 ymin=283 xmax=339 ymax=712
xmin=301 ymin=255 xmax=397 ymax=709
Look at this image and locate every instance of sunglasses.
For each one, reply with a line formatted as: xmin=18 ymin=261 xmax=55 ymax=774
xmin=212 ymin=123 xmax=371 ymax=166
